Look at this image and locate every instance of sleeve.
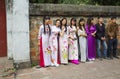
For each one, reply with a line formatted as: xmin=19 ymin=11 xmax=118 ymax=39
xmin=94 ymin=25 xmax=97 ymax=32
xmin=106 ymin=24 xmax=113 ymax=37
xmin=78 ymin=29 xmax=83 ymax=36
xmin=51 ymin=26 xmax=54 ymax=33
xmin=102 ymin=24 xmax=106 ymax=37
xmin=52 ymin=26 xmax=60 ymax=34
xmin=95 ymin=24 xmax=101 ymax=39
xmin=67 ymin=26 xmax=70 ymax=38
xmin=85 ymin=25 xmax=91 ymax=35
xmin=38 ymin=25 xmax=43 ymax=39
xmin=106 ymin=24 xmax=109 ymax=37
xmin=116 ymin=24 xmax=119 ymax=34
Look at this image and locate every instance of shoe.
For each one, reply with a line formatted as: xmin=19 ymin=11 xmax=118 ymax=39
xmin=110 ymin=57 xmax=113 ymax=59
xmin=54 ymin=62 xmax=59 ymax=67
xmin=114 ymin=56 xmax=119 ymax=59
xmin=51 ymin=63 xmax=55 ymax=66
xmin=73 ymin=60 xmax=79 ymax=65
xmin=63 ymin=63 xmax=68 ymax=65
xmin=36 ymin=66 xmax=41 ymax=68
xmin=105 ymin=57 xmax=110 ymax=60
xmin=70 ymin=60 xmax=74 ymax=63
xmin=107 ymin=57 xmax=112 ymax=60
xmin=86 ymin=60 xmax=93 ymax=63
xmin=81 ymin=61 xmax=86 ymax=63
xmin=98 ymin=58 xmax=103 ymax=61
xmin=91 ymin=58 xmax=95 ymax=61
xmin=88 ymin=59 xmax=92 ymax=61
xmin=104 ymin=57 xmax=109 ymax=59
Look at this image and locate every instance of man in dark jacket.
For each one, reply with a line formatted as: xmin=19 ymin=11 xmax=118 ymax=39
xmin=96 ymin=17 xmax=107 ymax=60
xmin=106 ymin=17 xmax=119 ymax=59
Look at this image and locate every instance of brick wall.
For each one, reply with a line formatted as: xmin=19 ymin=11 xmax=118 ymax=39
xmin=29 ymin=4 xmax=120 ymax=64
xmin=30 ymin=16 xmax=120 ymax=64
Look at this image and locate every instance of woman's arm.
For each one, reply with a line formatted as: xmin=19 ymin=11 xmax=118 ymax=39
xmin=85 ymin=25 xmax=91 ymax=35
xmin=38 ymin=25 xmax=43 ymax=45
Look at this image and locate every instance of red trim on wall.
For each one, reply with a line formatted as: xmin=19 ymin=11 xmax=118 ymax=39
xmin=0 ymin=0 xmax=7 ymax=57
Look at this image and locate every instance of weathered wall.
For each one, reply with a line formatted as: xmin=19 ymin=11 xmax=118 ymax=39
xmin=30 ymin=4 xmax=120 ymax=16
xmin=6 ymin=0 xmax=30 ymax=68
xmin=12 ymin=0 xmax=30 ymax=63
xmin=29 ymin=4 xmax=120 ymax=64
xmin=6 ymin=0 xmax=13 ymax=59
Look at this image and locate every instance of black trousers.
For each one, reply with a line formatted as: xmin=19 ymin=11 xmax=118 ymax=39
xmin=107 ymin=38 xmax=118 ymax=57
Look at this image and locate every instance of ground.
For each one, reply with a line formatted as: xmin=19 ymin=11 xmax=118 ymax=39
xmin=1 ymin=58 xmax=120 ymax=79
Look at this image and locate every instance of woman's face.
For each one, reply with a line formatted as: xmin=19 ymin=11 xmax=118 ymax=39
xmin=80 ymin=21 xmax=85 ymax=26
xmin=99 ymin=18 xmax=103 ymax=23
xmin=56 ymin=20 xmax=60 ymax=27
xmin=91 ymin=19 xmax=94 ymax=24
xmin=71 ymin=20 xmax=76 ymax=26
xmin=62 ymin=19 xmax=67 ymax=25
xmin=112 ymin=19 xmax=116 ymax=23
xmin=45 ymin=19 xmax=50 ymax=24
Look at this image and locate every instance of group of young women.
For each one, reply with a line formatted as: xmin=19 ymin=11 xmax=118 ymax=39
xmin=38 ymin=16 xmax=119 ymax=67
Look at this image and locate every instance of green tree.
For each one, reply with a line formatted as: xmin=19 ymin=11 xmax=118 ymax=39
xmin=29 ymin=0 xmax=120 ymax=5
xmin=29 ymin=0 xmax=58 ymax=3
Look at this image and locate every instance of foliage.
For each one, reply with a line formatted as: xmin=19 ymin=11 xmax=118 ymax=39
xmin=29 ymin=0 xmax=120 ymax=6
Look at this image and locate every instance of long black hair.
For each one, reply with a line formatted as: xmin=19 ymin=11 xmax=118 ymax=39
xmin=78 ymin=18 xmax=85 ymax=31
xmin=56 ymin=19 xmax=61 ymax=37
xmin=70 ymin=18 xmax=76 ymax=28
xmin=87 ymin=17 xmax=94 ymax=29
xmin=43 ymin=16 xmax=51 ymax=35
xmin=60 ymin=18 xmax=67 ymax=32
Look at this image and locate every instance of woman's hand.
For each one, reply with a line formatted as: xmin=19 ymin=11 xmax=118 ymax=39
xmin=80 ymin=33 xmax=87 ymax=37
xmin=83 ymin=33 xmax=87 ymax=37
xmin=110 ymin=36 xmax=113 ymax=39
xmin=60 ymin=31 xmax=64 ymax=37
xmin=101 ymin=37 xmax=106 ymax=40
xmin=62 ymin=26 xmax=65 ymax=31
xmin=91 ymin=33 xmax=95 ymax=36
xmin=38 ymin=40 xmax=40 ymax=46
xmin=91 ymin=33 xmax=96 ymax=37
xmin=69 ymin=35 xmax=74 ymax=40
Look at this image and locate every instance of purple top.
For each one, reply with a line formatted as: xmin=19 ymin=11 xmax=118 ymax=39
xmin=85 ymin=24 xmax=96 ymax=36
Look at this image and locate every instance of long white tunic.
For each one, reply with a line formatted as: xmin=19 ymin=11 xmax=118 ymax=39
xmin=68 ymin=26 xmax=78 ymax=60
xmin=78 ymin=26 xmax=87 ymax=62
xmin=49 ymin=26 xmax=60 ymax=64
xmin=38 ymin=25 xmax=51 ymax=66
xmin=59 ymin=28 xmax=68 ymax=64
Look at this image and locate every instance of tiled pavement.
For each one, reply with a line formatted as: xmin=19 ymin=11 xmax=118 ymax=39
xmin=3 ymin=58 xmax=120 ymax=79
